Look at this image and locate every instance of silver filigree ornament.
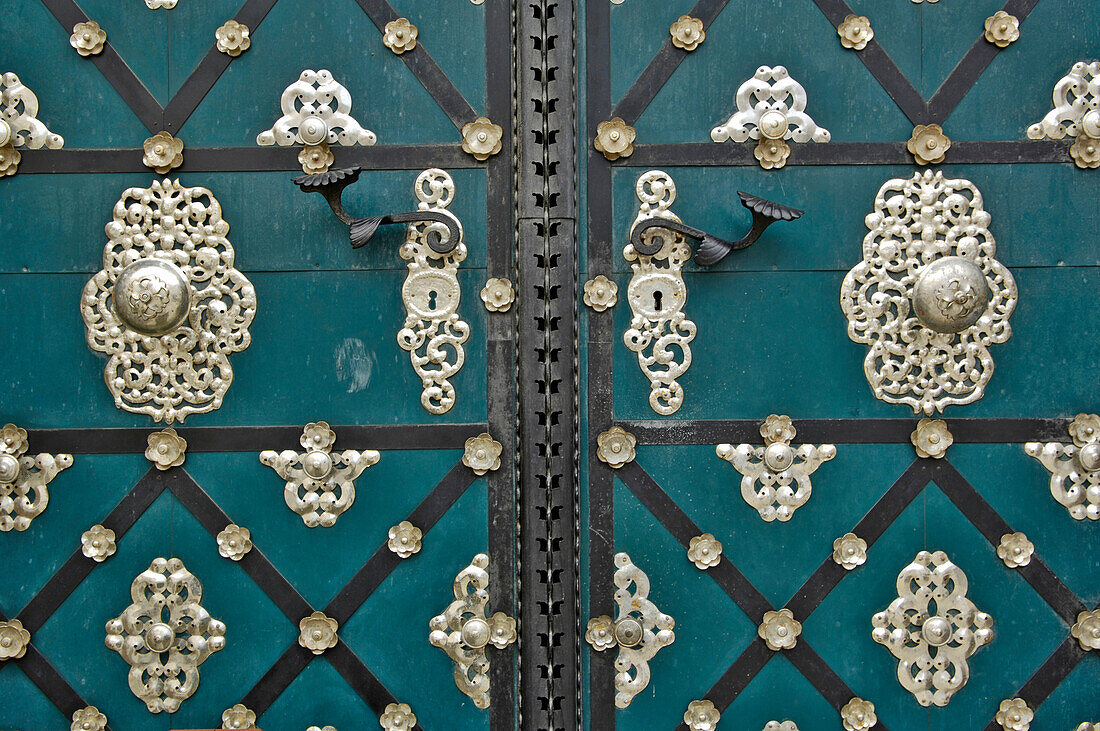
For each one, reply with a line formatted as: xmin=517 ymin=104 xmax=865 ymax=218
xmin=872 ymin=550 xmax=993 ymax=706
xmin=0 ymin=423 xmax=72 ymax=532
xmin=624 ymin=171 xmax=695 ymax=415
xmin=260 ymin=422 xmax=380 ymax=528
xmin=1028 ymin=61 xmax=1100 ymax=169
xmin=428 ymin=554 xmax=516 ymax=709
xmin=80 ymin=180 xmax=256 ymax=423
xmin=1025 ymin=414 xmax=1100 ymax=521
xmin=841 ymin=171 xmax=1017 ymax=415
xmin=716 ymin=415 xmax=836 ymax=522
xmin=104 ymin=557 xmax=226 ymax=713
xmin=585 ymin=552 xmax=675 ymax=708
xmin=0 ymin=73 xmax=65 ymax=177
xmin=398 ymin=169 xmax=470 ymax=414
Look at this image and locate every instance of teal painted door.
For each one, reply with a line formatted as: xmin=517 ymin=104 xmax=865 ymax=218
xmin=1 ymin=1 xmax=515 ymax=730
xmin=581 ymin=1 xmax=1099 ymax=730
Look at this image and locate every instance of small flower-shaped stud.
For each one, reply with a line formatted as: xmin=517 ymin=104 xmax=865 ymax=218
xmin=217 ymin=524 xmax=253 ymax=561
xmin=299 ymin=143 xmax=333 ymax=174
xmin=584 ymin=615 xmax=617 ymax=651
xmin=1070 ymin=136 xmax=1100 ymax=169
xmin=911 ymin=418 xmax=952 ymax=459
xmin=984 ymin=11 xmax=1020 ymax=48
xmin=840 ymin=697 xmax=876 ymax=731
xmin=298 ymin=611 xmax=339 ymax=654
xmin=380 ymin=702 xmax=417 ymax=730
xmin=142 ymin=131 xmax=184 ymax=174
xmin=221 ymin=703 xmax=257 ymax=729
xmin=838 ymin=14 xmax=873 ymax=51
xmin=480 ymin=277 xmax=515 ymax=312
xmin=70 ymin=21 xmax=107 ymax=56
xmin=583 ymin=275 xmax=617 ymax=311
xmin=387 ymin=520 xmax=422 ymax=559
xmin=1072 ymin=609 xmax=1100 ymax=651
xmin=81 ymin=524 xmax=117 ymax=562
xmin=997 ymin=532 xmax=1034 ymax=568
xmin=145 ymin=428 xmax=187 ymax=469
xmin=759 ymin=608 xmax=801 ymax=651
xmin=0 ymin=146 xmax=20 ymax=177
xmin=463 ymin=433 xmax=503 ymax=475
xmin=670 ymin=15 xmax=705 ymax=51
xmin=594 ymin=117 xmax=635 ymax=161
xmin=995 ymin=698 xmax=1034 ymax=730
xmin=596 ymin=426 xmax=636 ymax=469
xmin=832 ymin=532 xmax=867 ymax=570
xmin=383 ymin=18 xmax=418 ymax=54
xmin=761 ymin=414 xmax=796 ymax=443
xmin=462 ymin=117 xmax=503 ymax=161
xmin=755 ymin=138 xmax=790 ymax=169
xmin=70 ymin=706 xmax=107 ymax=731
xmin=687 ymin=533 xmax=722 ymax=569
xmin=489 ymin=612 xmax=517 ymax=648
xmin=684 ymin=699 xmax=720 ymax=731
xmin=1069 ymin=413 xmax=1100 ymax=447
xmin=0 ymin=619 xmax=30 ymax=660
xmin=908 ymin=124 xmax=951 ymax=165
xmin=215 ymin=20 xmax=251 ymax=56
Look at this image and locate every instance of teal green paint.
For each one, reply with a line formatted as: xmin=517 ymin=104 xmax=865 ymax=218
xmin=608 ymin=0 xmax=696 ymax=104
xmin=259 ymin=652 xmax=377 ymax=731
xmin=75 ymin=0 xmax=171 ymax=106
xmin=0 ymin=664 xmax=72 ymax=730
xmin=920 ymin=0 xmax=1013 ymax=98
xmin=166 ymin=0 xmax=246 ymax=99
xmin=847 ymin=0 xmax=924 ymax=104
xmin=723 ymin=654 xmax=840 ymax=730
xmin=1033 ymin=658 xmax=1100 ymax=730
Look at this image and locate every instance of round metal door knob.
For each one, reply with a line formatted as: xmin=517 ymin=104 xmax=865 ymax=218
xmin=113 ymin=258 xmax=192 ymax=335
xmin=911 ymin=256 xmax=992 ymax=334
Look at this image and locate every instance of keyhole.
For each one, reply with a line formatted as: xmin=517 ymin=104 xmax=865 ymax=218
xmin=652 ymin=290 xmax=663 ymax=311
xmin=428 ymin=290 xmax=439 ymax=310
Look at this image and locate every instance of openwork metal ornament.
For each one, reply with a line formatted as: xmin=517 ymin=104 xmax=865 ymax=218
xmin=260 ymin=422 xmax=380 ymax=528
xmin=104 ymin=557 xmax=226 ymax=713
xmin=0 ymin=423 xmax=72 ymax=532
xmin=1025 ymin=413 xmax=1100 ymax=521
xmin=715 ymin=415 xmax=835 ymax=522
xmin=841 ymin=171 xmax=1017 ymax=415
xmin=711 ymin=65 xmax=829 ymax=169
xmin=0 ymin=72 xmax=65 ymax=177
xmin=684 ymin=700 xmax=720 ymax=730
xmin=80 ymin=180 xmax=256 ymax=423
xmin=1028 ymin=61 xmax=1100 ymax=168
xmin=428 ymin=553 xmax=516 ymax=709
xmin=871 ymin=550 xmax=993 ymax=707
xmin=585 ymin=552 xmax=675 ymax=708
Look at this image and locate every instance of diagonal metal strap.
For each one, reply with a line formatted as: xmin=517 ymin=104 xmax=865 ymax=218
xmin=0 ymin=638 xmax=109 ymax=731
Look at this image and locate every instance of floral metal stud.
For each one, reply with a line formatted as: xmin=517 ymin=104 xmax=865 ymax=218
xmin=146 ymin=428 xmax=187 ymax=470
xmin=1 ymin=422 xmax=72 ymax=532
xmin=712 ymin=65 xmax=830 ymax=169
xmin=299 ymin=611 xmax=339 ymax=654
xmin=1071 ymin=609 xmax=1100 ymax=651
xmin=221 ymin=703 xmax=256 ymax=729
xmin=261 ymin=422 xmax=380 ymax=528
xmin=584 ymin=615 xmax=616 ymax=650
xmin=0 ymin=619 xmax=30 ymax=660
xmin=1029 ymin=61 xmax=1100 ymax=169
xmin=1070 ymin=137 xmax=1100 ymax=168
xmin=594 ymin=117 xmax=635 ymax=160
xmin=387 ymin=520 xmax=422 ymax=559
xmin=480 ymin=277 xmax=515 ymax=312
xmin=996 ymin=698 xmax=1033 ymax=730
xmin=215 ymin=20 xmax=251 ymax=57
xmin=70 ymin=21 xmax=106 ymax=56
xmin=105 ymin=557 xmax=225 ymax=712
xmin=383 ymin=18 xmax=418 ymax=54
xmin=840 ymin=698 xmax=876 ymax=731
xmin=596 ymin=426 xmax=636 ymax=469
xmin=81 ymin=524 xmax=116 ymax=562
xmin=832 ymin=533 xmax=867 ymax=570
xmin=1077 ymin=724 xmax=1099 ymax=731
xmin=716 ymin=415 xmax=836 ymax=522
xmin=380 ymin=702 xmax=417 ymax=730
xmin=997 ymin=532 xmax=1033 ymax=568
xmin=462 ymin=117 xmax=503 ymax=161
xmin=670 ymin=15 xmax=705 ymax=51
xmin=1025 ymin=414 xmax=1100 ymax=521
xmin=463 ymin=433 xmax=503 ymax=475
xmin=984 ymin=11 xmax=1020 ymax=48
xmin=307 ymin=727 xmax=335 ymax=731
xmin=299 ymin=143 xmax=334 ymax=173
xmin=759 ymin=608 xmax=801 ymax=651
xmin=145 ymin=0 xmax=178 ymax=7
xmin=70 ymin=706 xmax=107 ymax=731
xmin=142 ymin=131 xmax=184 ymax=174
xmin=583 ymin=275 xmax=617 ymax=311
xmin=872 ymin=550 xmax=993 ymax=706
xmin=0 ymin=73 xmax=65 ymax=177
xmin=684 ymin=700 xmax=720 ymax=731
xmin=217 ymin=524 xmax=252 ymax=561
xmin=687 ymin=533 xmax=722 ymax=569
xmin=765 ymin=723 xmax=798 ymax=731
xmin=911 ymin=419 xmax=952 ymax=459
xmin=907 ymin=123 xmax=951 ymax=165
xmin=838 ymin=14 xmax=873 ymax=51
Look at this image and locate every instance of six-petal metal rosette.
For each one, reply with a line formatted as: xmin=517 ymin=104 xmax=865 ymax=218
xmin=841 ymin=170 xmax=1017 ymax=415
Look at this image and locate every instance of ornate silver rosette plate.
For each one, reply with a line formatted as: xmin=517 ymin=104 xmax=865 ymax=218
xmin=81 ymin=180 xmax=256 ymax=423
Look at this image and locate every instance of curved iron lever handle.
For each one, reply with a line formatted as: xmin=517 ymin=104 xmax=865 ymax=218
xmin=293 ymin=166 xmax=462 ymax=253
xmin=630 ymin=191 xmax=803 ymax=265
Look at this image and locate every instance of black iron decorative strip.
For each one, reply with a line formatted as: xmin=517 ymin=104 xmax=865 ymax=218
xmin=7 ymin=644 xmax=108 ymax=731
xmin=324 ymin=642 xmax=415 ymax=727
xmin=673 ymin=639 xmax=773 ymax=731
xmin=240 ymin=643 xmax=314 ymax=717
xmin=610 ymin=0 xmax=731 ymax=126
xmin=784 ymin=643 xmax=876 ymax=719
xmin=351 ymin=0 xmax=477 ymax=130
xmin=38 ymin=0 xmax=164 ymax=133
